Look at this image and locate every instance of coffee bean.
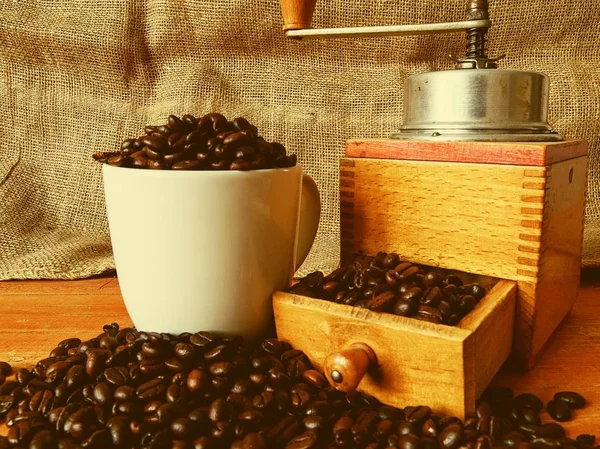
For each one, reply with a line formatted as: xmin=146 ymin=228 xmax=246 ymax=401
xmin=208 ymin=398 xmax=232 ymax=422
xmin=301 ymin=370 xmax=327 ymax=389
xmin=139 ymin=359 xmax=166 ymax=376
xmin=45 ymin=361 xmax=72 ymax=385
xmin=187 ymin=369 xmax=210 ymax=393
xmin=0 ymin=362 xmax=12 ymax=377
xmin=92 ymin=382 xmax=114 ymax=406
xmin=15 ymin=368 xmax=34 ymax=387
xmin=285 ymin=430 xmax=318 ymax=449
xmin=393 ymin=298 xmax=416 ymax=317
xmin=291 ymin=253 xmax=488 ymax=326
xmin=0 ymin=395 xmax=15 ymax=415
xmin=531 ymin=437 xmax=561 ymax=449
xmin=396 ymin=420 xmax=420 ymax=436
xmin=29 ymin=429 xmax=56 ymax=449
xmin=85 ymin=351 xmax=108 ymax=378
xmin=136 ymin=378 xmax=167 ymax=399
xmin=546 ymin=399 xmax=572 ymax=422
xmin=0 ymin=380 xmax=18 ymax=396
xmin=398 ymin=433 xmax=422 ymax=449
xmin=554 ymin=391 xmax=586 ymax=409
xmin=209 ymin=361 xmax=234 ymax=377
xmin=515 ymin=393 xmax=544 ymax=413
xmin=439 ymin=423 xmax=464 ymax=449
xmin=104 ymin=366 xmax=129 ymax=386
xmin=173 ymin=159 xmax=201 ymax=170
xmin=576 ymin=434 xmax=596 ymax=445
xmin=519 ymin=407 xmax=542 ymax=426
xmin=1 ymin=324 xmax=596 ymax=449
xmin=94 ymin=114 xmax=297 ymax=171
xmin=407 ymin=405 xmax=431 ymax=425
xmin=421 ymin=287 xmax=442 ymax=306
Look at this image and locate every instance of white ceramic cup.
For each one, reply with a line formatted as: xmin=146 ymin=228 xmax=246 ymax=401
xmin=103 ymin=164 xmax=320 ymax=339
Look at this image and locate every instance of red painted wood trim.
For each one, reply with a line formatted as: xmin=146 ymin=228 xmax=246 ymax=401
xmin=344 ymin=139 xmax=588 ymax=166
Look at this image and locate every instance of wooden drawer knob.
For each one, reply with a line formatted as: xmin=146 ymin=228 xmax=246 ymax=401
xmin=323 ymin=343 xmax=377 ymax=392
xmin=279 ymin=0 xmax=318 ymax=31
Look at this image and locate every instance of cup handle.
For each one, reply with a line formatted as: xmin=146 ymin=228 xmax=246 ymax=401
xmin=295 ymin=173 xmax=321 ymax=270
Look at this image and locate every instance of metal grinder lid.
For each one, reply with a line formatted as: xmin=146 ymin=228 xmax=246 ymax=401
xmin=391 ymin=69 xmax=563 ymax=142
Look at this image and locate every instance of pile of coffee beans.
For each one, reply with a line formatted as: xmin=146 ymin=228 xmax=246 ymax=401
xmin=93 ymin=114 xmax=297 ymax=171
xmin=0 ymin=325 xmax=595 ymax=449
xmin=288 ymin=252 xmax=488 ymax=326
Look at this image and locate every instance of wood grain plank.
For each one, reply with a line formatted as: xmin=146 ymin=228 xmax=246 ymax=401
xmin=0 ymin=276 xmax=119 ymax=296
xmin=345 ymin=139 xmax=589 ymax=166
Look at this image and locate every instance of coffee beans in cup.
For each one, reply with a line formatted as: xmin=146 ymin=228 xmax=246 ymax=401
xmin=288 ymin=252 xmax=488 ymax=326
xmin=0 ymin=324 xmax=595 ymax=448
xmin=93 ymin=113 xmax=297 ymax=171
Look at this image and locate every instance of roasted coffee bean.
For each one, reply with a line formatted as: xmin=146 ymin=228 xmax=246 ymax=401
xmin=2 ymin=325 xmax=596 ymax=449
xmin=519 ymin=407 xmax=542 ymax=426
xmin=397 ymin=433 xmax=422 ymax=449
xmin=0 ymin=380 xmax=18 ymax=396
xmin=64 ymin=406 xmax=96 ymax=439
xmin=92 ymin=382 xmax=114 ymax=406
xmin=139 ymin=359 xmax=166 ymax=376
xmin=85 ymin=350 xmax=108 ymax=378
xmin=0 ymin=395 xmax=15 ymax=415
xmin=546 ymin=399 xmax=572 ymax=422
xmin=24 ymin=379 xmax=53 ymax=396
xmin=285 ymin=430 xmax=318 ymax=449
xmin=209 ymin=361 xmax=234 ymax=377
xmin=576 ymin=434 xmax=596 ymax=445
xmin=45 ymin=361 xmax=72 ymax=384
xmin=136 ymin=378 xmax=167 ymax=399
xmin=15 ymin=368 xmax=34 ymax=386
xmin=417 ymin=305 xmax=444 ymax=322
xmin=422 ymin=418 xmax=439 ymax=438
xmin=291 ymin=253 xmax=488 ymax=326
xmin=49 ymin=347 xmax=69 ymax=358
xmin=0 ymin=362 xmax=12 ymax=377
xmin=187 ymin=368 xmax=210 ymax=393
xmin=30 ymin=390 xmax=54 ymax=414
xmin=421 ymin=287 xmax=443 ymax=306
xmin=368 ymin=290 xmax=396 ymax=312
xmin=474 ymin=436 xmax=493 ymax=449
xmin=406 ymin=405 xmax=431 ymax=425
xmin=94 ymin=114 xmax=296 ymax=171
xmin=396 ymin=420 xmax=420 ymax=436
xmin=208 ymin=398 xmax=232 ymax=422
xmin=439 ymin=423 xmax=464 ymax=449
xmin=538 ymin=423 xmax=566 ymax=438
xmin=302 ymin=370 xmax=327 ymax=389
xmin=29 ymin=429 xmax=56 ymax=449
xmin=515 ymin=393 xmax=544 ymax=413
xmin=531 ymin=437 xmax=561 ymax=449
xmin=393 ymin=298 xmax=417 ymax=317
xmin=554 ymin=391 xmax=586 ymax=409
xmin=104 ymin=366 xmax=129 ymax=386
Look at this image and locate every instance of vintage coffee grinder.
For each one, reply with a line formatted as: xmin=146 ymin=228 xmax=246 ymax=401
xmin=273 ymin=0 xmax=588 ymax=417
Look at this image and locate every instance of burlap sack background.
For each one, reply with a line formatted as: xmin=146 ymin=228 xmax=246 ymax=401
xmin=0 ymin=0 xmax=598 ymax=280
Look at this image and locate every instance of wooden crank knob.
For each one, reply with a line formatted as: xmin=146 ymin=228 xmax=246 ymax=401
xmin=279 ymin=0 xmax=318 ymax=31
xmin=323 ymin=343 xmax=377 ymax=392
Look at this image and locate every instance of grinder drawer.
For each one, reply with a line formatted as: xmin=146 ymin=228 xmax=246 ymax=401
xmin=273 ymin=278 xmax=517 ymax=419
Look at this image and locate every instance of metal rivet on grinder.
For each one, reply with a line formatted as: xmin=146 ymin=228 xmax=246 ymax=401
xmin=331 ymin=370 xmax=343 ymax=383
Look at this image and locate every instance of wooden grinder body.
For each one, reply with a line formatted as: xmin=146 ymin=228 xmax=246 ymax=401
xmin=274 ymin=138 xmax=587 ymax=419
xmin=340 ymin=139 xmax=588 ymax=368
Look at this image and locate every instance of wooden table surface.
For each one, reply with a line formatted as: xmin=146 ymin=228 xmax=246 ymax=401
xmin=1 ymin=276 xmax=599 ymax=435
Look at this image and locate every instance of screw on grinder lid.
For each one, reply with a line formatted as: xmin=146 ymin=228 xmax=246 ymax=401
xmin=391 ymin=69 xmax=563 ymax=142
